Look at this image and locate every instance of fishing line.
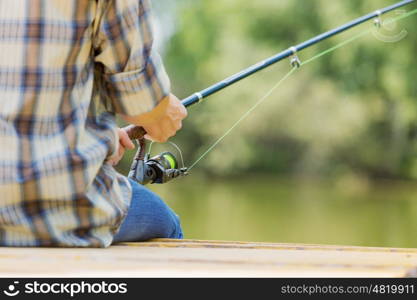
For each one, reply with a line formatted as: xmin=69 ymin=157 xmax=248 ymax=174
xmin=188 ymin=8 xmax=417 ymax=170
xmin=188 ymin=68 xmax=296 ymax=170
xmin=147 ymin=140 xmax=186 ymax=168
xmin=168 ymin=141 xmax=186 ymax=169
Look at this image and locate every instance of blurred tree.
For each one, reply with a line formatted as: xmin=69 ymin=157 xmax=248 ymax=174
xmin=118 ymin=0 xmax=417 ymax=181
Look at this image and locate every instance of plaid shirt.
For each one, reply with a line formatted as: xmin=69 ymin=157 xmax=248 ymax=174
xmin=0 ymin=0 xmax=170 ymax=247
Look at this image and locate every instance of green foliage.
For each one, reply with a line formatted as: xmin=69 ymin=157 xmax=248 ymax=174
xmin=120 ymin=0 xmax=417 ymax=180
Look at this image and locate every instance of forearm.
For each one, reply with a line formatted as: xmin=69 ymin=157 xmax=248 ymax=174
xmin=121 ymin=96 xmax=170 ymax=127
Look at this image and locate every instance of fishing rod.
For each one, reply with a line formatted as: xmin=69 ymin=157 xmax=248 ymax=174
xmin=125 ymin=0 xmax=416 ymax=185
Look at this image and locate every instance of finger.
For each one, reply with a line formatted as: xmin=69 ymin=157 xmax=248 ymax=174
xmin=108 ymin=157 xmax=117 ymax=166
xmin=174 ymin=119 xmax=182 ymax=131
xmin=118 ymin=144 xmax=125 ymax=158
xmin=109 ymin=143 xmax=125 ymax=166
xmin=119 ymin=129 xmax=135 ymax=149
xmin=144 ymin=130 xmax=165 ymax=143
xmin=163 ymin=119 xmax=176 ymax=139
xmin=168 ymin=104 xmax=187 ymax=122
xmin=180 ymin=105 xmax=188 ymax=118
xmin=174 ymin=95 xmax=187 ymax=118
xmin=170 ymin=119 xmax=183 ymax=136
xmin=149 ymin=135 xmax=167 ymax=143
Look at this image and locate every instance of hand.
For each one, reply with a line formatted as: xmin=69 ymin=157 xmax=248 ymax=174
xmin=122 ymin=94 xmax=187 ymax=143
xmin=107 ymin=128 xmax=135 ymax=166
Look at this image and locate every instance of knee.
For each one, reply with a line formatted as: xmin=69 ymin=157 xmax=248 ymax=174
xmin=152 ymin=202 xmax=183 ymax=239
xmin=168 ymin=212 xmax=183 ymax=239
xmin=131 ymin=183 xmax=183 ymax=239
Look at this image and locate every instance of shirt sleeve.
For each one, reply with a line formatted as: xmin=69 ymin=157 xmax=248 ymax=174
xmin=93 ymin=0 xmax=171 ymax=116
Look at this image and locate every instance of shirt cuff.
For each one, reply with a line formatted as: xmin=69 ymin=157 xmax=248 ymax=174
xmin=103 ymin=52 xmax=171 ymax=116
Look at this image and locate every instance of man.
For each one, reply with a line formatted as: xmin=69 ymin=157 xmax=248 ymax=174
xmin=0 ymin=0 xmax=187 ymax=247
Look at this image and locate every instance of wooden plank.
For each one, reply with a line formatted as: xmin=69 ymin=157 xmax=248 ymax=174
xmin=0 ymin=239 xmax=416 ymax=277
xmin=126 ymin=239 xmax=417 ymax=253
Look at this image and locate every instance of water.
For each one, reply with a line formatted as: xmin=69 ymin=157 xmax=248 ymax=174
xmin=150 ymin=175 xmax=417 ymax=248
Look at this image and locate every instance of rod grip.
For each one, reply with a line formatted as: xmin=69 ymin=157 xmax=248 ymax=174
xmin=125 ymin=125 xmax=147 ymax=140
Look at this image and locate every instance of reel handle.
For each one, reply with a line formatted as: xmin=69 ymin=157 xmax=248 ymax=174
xmin=125 ymin=125 xmax=146 ymax=141
xmin=124 ymin=125 xmax=188 ymax=184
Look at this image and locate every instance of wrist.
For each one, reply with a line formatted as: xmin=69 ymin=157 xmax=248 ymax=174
xmin=121 ymin=95 xmax=170 ymax=126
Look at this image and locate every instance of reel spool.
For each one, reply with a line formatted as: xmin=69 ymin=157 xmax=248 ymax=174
xmin=125 ymin=126 xmax=188 ymax=185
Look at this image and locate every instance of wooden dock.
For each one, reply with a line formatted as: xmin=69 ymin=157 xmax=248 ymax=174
xmin=1 ymin=239 xmax=417 ymax=277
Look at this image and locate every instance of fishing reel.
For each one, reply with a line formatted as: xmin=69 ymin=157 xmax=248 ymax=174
xmin=125 ymin=126 xmax=188 ymax=185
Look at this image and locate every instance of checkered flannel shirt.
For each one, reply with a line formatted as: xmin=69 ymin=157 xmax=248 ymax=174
xmin=0 ymin=0 xmax=170 ymax=247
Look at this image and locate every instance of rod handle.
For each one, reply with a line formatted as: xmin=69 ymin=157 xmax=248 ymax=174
xmin=125 ymin=125 xmax=147 ymax=140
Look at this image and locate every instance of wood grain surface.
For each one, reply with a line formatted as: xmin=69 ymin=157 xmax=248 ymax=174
xmin=0 ymin=239 xmax=416 ymax=277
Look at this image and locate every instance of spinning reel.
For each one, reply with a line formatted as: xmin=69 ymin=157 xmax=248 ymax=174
xmin=125 ymin=126 xmax=188 ymax=185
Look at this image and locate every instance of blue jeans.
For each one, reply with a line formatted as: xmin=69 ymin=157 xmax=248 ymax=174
xmin=112 ymin=179 xmax=183 ymax=243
